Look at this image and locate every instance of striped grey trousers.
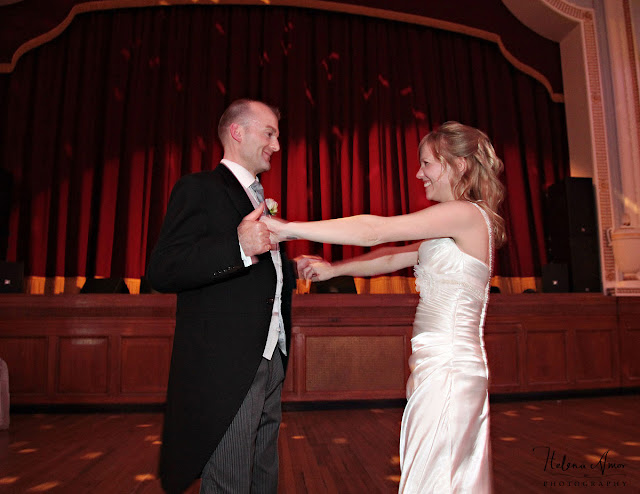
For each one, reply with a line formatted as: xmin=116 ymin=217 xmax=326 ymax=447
xmin=200 ymin=348 xmax=285 ymax=494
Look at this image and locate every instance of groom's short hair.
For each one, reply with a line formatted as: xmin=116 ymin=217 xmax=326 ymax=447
xmin=218 ymin=99 xmax=280 ymax=145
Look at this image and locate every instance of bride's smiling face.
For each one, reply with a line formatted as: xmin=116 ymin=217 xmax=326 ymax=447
xmin=416 ymin=145 xmax=456 ymax=203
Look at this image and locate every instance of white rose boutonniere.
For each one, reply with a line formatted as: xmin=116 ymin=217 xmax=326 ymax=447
xmin=265 ymin=198 xmax=278 ymax=216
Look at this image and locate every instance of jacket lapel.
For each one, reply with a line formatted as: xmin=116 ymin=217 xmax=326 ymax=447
xmin=215 ymin=162 xmax=255 ymax=217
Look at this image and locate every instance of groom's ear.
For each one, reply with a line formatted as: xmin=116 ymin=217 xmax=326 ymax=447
xmin=230 ymin=123 xmax=243 ymax=143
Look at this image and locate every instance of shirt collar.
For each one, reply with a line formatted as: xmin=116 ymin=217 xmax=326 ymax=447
xmin=221 ymin=159 xmax=258 ymax=189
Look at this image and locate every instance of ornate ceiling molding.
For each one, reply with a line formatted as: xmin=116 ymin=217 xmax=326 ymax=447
xmin=0 ymin=0 xmax=563 ymax=102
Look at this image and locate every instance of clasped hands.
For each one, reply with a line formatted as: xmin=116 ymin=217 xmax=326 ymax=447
xmin=237 ymin=203 xmax=275 ymax=257
xmin=237 ymin=204 xmax=333 ymax=280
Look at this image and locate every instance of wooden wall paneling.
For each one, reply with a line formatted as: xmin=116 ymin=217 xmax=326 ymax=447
xmin=120 ymin=336 xmax=172 ymax=394
xmin=0 ymin=336 xmax=48 ymax=395
xmin=301 ymin=327 xmax=409 ymax=401
xmin=297 ymin=328 xmax=309 ymax=401
xmin=618 ymin=297 xmax=640 ymax=385
xmin=484 ymin=322 xmax=523 ymax=393
xmin=280 ymin=328 xmax=298 ymax=398
xmin=404 ymin=324 xmax=412 ymax=388
xmin=109 ymin=333 xmax=120 ymax=398
xmin=281 ymin=363 xmax=295 ymax=395
xmin=47 ymin=335 xmax=57 ymax=399
xmin=293 ymin=327 xmax=306 ymax=400
xmin=57 ymin=336 xmax=109 ymax=394
xmin=569 ymin=295 xmax=619 ymax=389
xmin=573 ymin=328 xmax=619 ymax=387
xmin=621 ymin=326 xmax=640 ymax=384
xmin=291 ymin=294 xmax=417 ymax=328
xmin=288 ymin=294 xmax=415 ymax=402
xmin=525 ymin=330 xmax=569 ymax=390
xmin=0 ymin=294 xmax=638 ymax=405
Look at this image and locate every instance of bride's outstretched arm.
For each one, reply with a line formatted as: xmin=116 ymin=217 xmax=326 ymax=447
xmin=262 ymin=201 xmax=476 ymax=246
xmin=298 ymin=243 xmax=420 ymax=280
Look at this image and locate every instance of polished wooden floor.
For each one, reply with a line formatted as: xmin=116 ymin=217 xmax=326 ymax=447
xmin=0 ymin=394 xmax=638 ymax=493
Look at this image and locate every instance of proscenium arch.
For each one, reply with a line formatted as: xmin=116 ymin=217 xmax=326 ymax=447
xmin=0 ymin=0 xmax=564 ymax=103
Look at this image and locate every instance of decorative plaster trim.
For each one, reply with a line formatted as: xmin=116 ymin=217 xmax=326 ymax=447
xmin=625 ymin=0 xmax=640 ymax=133
xmin=0 ymin=0 xmax=563 ymax=101
xmin=623 ymin=0 xmax=640 ymax=219
xmin=543 ymin=0 xmax=639 ymax=295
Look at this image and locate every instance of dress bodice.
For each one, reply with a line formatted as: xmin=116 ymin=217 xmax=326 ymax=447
xmin=412 ymin=237 xmax=490 ymax=339
xmin=415 ymin=237 xmax=489 ymax=301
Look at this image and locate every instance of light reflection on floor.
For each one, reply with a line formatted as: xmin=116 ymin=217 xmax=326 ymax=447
xmin=79 ymin=451 xmax=103 ymax=460
xmin=135 ymin=473 xmax=156 ymax=481
xmin=26 ymin=481 xmax=61 ymax=492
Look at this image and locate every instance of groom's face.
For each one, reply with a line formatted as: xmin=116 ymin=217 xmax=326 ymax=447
xmin=238 ymin=103 xmax=280 ymax=176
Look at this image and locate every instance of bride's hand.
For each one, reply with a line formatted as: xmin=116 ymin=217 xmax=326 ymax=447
xmin=260 ymin=215 xmax=291 ymax=243
xmin=295 ymin=255 xmax=335 ymax=281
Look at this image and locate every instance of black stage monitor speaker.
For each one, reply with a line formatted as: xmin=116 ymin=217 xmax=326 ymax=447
xmin=310 ymin=276 xmax=357 ymax=294
xmin=139 ymin=277 xmax=156 ymax=294
xmin=80 ymin=278 xmax=130 ymax=294
xmin=0 ymin=261 xmax=24 ymax=293
xmin=545 ymin=178 xmax=601 ymax=292
xmin=0 ymin=169 xmax=11 ymax=258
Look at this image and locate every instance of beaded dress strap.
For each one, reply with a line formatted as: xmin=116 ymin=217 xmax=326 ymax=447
xmin=468 ymin=202 xmax=493 ymax=274
xmin=468 ymin=201 xmax=493 ymax=349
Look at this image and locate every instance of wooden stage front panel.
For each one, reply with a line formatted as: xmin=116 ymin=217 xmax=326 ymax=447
xmin=0 ymin=293 xmax=637 ymax=405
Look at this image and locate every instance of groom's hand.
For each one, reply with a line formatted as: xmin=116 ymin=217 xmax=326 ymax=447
xmin=238 ymin=203 xmax=275 ymax=256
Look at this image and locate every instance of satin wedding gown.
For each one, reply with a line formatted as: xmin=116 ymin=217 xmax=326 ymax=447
xmin=399 ymin=203 xmax=493 ymax=493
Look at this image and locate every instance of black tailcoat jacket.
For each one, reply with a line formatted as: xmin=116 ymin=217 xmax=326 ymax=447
xmin=147 ymin=164 xmax=295 ymax=494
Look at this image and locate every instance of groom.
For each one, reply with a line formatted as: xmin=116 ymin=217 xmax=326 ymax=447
xmin=147 ymin=99 xmax=296 ymax=493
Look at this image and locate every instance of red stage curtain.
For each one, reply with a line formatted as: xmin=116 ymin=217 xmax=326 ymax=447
xmin=0 ymin=5 xmax=569 ymax=292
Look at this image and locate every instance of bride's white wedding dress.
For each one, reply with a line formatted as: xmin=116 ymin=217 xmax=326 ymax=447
xmin=399 ymin=203 xmax=493 ymax=493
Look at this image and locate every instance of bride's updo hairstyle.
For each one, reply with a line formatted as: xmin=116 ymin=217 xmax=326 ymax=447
xmin=420 ymin=121 xmax=506 ymax=247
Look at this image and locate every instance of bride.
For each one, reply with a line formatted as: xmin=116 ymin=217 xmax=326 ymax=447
xmin=263 ymin=121 xmax=505 ymax=493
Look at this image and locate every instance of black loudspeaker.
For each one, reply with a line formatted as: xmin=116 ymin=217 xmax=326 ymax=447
xmin=139 ymin=277 xmax=158 ymax=294
xmin=545 ymin=178 xmax=601 ymax=292
xmin=542 ymin=263 xmax=569 ymax=293
xmin=309 ymin=276 xmax=357 ymax=294
xmin=0 ymin=169 xmax=12 ymax=259
xmin=0 ymin=261 xmax=24 ymax=293
xmin=80 ymin=278 xmax=130 ymax=294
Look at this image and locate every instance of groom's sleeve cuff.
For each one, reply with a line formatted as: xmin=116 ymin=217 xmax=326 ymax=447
xmin=239 ymin=241 xmax=253 ymax=267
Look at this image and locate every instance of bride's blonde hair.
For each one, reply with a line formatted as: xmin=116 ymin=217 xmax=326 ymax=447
xmin=420 ymin=121 xmax=506 ymax=246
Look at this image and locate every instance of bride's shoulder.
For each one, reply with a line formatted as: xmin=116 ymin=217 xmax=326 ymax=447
xmin=431 ymin=199 xmax=479 ymax=215
xmin=417 ymin=200 xmax=483 ymax=232
xmin=436 ymin=201 xmax=487 ymax=231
